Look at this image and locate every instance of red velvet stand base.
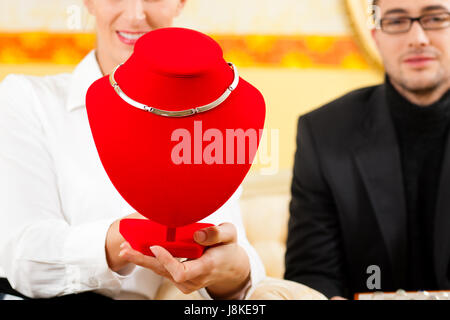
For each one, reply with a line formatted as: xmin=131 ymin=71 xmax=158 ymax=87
xmin=119 ymin=219 xmax=214 ymax=259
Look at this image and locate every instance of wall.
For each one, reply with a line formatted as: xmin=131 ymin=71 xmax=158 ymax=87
xmin=0 ymin=0 xmax=384 ymax=173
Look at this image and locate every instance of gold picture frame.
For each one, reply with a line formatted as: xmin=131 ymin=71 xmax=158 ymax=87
xmin=344 ymin=0 xmax=384 ymax=70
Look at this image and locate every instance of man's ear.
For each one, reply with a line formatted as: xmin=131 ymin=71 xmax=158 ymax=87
xmin=83 ymin=0 xmax=95 ymax=15
xmin=371 ymin=28 xmax=380 ymax=49
xmin=175 ymin=0 xmax=187 ymax=17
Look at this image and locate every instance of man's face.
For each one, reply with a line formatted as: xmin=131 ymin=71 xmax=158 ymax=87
xmin=84 ymin=0 xmax=186 ymax=68
xmin=372 ymin=0 xmax=450 ymax=94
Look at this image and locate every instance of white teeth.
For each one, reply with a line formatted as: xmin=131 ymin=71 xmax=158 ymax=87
xmin=118 ymin=32 xmax=146 ymax=40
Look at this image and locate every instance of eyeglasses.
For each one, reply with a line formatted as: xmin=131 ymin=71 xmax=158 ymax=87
xmin=379 ymin=12 xmax=450 ymax=34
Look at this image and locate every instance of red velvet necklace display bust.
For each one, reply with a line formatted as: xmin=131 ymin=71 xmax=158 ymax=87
xmin=86 ymin=27 xmax=266 ymax=258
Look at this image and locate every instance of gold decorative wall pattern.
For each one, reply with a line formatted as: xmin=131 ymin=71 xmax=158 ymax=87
xmin=0 ymin=32 xmax=370 ymax=69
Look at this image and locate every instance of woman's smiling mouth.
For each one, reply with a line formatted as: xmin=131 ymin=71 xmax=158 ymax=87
xmin=116 ymin=31 xmax=148 ymax=45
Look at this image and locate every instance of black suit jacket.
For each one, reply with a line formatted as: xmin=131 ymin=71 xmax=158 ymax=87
xmin=284 ymin=84 xmax=450 ymax=299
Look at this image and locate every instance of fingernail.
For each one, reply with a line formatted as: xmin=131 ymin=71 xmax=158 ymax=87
xmin=194 ymin=230 xmax=206 ymax=242
xmin=149 ymin=246 xmax=157 ymax=255
xmin=118 ymin=250 xmax=125 ymax=257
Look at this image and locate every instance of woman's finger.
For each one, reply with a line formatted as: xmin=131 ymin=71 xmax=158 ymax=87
xmin=193 ymin=223 xmax=237 ymax=246
xmin=119 ymin=242 xmax=171 ymax=278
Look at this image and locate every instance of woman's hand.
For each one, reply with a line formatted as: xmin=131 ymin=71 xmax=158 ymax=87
xmin=118 ymin=222 xmax=251 ymax=299
xmin=105 ymin=212 xmax=146 ymax=272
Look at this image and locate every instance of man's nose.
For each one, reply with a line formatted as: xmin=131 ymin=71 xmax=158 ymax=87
xmin=124 ymin=0 xmax=146 ymax=22
xmin=407 ymin=20 xmax=431 ymax=48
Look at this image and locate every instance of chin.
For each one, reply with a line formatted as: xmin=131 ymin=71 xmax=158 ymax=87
xmin=401 ymin=78 xmax=441 ymax=94
xmin=398 ymin=69 xmax=442 ymax=92
xmin=115 ymin=48 xmax=134 ymax=65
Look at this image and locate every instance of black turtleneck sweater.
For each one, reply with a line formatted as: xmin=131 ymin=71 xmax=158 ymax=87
xmin=386 ymin=78 xmax=450 ymax=290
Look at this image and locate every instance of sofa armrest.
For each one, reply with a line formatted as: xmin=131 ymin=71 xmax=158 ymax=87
xmin=154 ymin=277 xmax=327 ymax=300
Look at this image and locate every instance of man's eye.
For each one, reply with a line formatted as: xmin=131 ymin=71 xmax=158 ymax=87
xmin=430 ymin=16 xmax=446 ymax=22
xmin=386 ymin=19 xmax=408 ymax=25
xmin=421 ymin=13 xmax=450 ymax=27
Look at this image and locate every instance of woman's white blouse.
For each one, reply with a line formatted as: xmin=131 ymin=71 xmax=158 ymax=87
xmin=0 ymin=51 xmax=265 ymax=299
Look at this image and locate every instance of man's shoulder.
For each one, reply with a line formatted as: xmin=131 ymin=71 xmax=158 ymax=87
xmin=299 ymin=84 xmax=383 ymax=139
xmin=304 ymin=85 xmax=381 ymax=123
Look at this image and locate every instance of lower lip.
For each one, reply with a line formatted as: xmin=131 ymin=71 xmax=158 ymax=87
xmin=116 ymin=32 xmax=141 ymax=46
xmin=404 ymin=58 xmax=436 ymax=68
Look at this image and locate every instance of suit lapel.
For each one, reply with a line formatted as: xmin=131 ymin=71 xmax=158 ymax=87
xmin=434 ymin=127 xmax=450 ymax=287
xmin=353 ymin=85 xmax=408 ymax=288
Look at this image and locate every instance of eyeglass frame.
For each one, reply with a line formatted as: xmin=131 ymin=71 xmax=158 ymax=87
xmin=378 ymin=12 xmax=450 ymax=34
